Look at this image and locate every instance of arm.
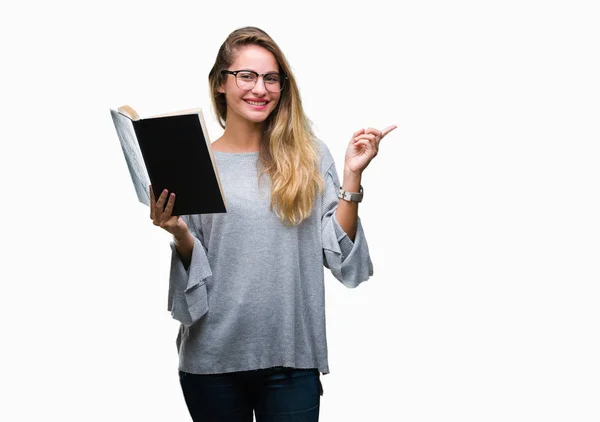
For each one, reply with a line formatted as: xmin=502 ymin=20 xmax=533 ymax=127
xmin=168 ymin=214 xmax=211 ymax=326
xmin=322 ymin=161 xmax=373 ymax=288
xmin=335 ymin=124 xmax=397 ymax=242
xmin=174 ymin=229 xmax=194 ymax=269
xmin=335 ymin=168 xmax=362 ymax=242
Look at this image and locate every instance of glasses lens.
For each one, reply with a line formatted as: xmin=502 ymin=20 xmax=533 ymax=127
xmin=236 ymin=71 xmax=257 ymax=90
xmin=264 ymin=73 xmax=283 ymax=92
xmin=264 ymin=73 xmax=281 ymax=92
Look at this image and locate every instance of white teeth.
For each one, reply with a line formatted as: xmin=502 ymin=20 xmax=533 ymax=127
xmin=246 ymin=100 xmax=267 ymax=106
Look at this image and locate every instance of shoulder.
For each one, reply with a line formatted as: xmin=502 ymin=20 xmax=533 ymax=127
xmin=314 ymin=138 xmax=336 ymax=175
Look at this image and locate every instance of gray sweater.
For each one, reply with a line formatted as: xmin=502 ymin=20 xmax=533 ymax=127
xmin=167 ymin=139 xmax=373 ymax=375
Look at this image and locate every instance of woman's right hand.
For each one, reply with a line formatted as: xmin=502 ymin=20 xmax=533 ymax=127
xmin=150 ymin=185 xmax=189 ymax=238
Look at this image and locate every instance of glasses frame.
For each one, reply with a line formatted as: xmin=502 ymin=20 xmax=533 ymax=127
xmin=221 ymin=69 xmax=287 ymax=92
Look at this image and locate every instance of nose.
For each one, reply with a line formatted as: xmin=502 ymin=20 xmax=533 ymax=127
xmin=252 ymin=76 xmax=267 ymax=95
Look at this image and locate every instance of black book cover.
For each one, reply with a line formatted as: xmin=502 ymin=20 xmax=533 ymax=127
xmin=110 ymin=107 xmax=227 ymax=216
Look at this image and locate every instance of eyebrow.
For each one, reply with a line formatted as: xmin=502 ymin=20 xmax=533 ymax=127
xmin=237 ymin=68 xmax=280 ymax=74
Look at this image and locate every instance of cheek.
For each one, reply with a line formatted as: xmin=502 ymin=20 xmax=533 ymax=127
xmin=223 ymin=82 xmax=242 ymax=99
xmin=270 ymin=95 xmax=282 ymax=108
xmin=226 ymin=91 xmax=244 ymax=108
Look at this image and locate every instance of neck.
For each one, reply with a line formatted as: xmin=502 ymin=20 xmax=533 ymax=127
xmin=221 ymin=113 xmax=264 ymax=151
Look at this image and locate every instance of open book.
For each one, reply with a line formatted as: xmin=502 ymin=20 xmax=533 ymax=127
xmin=109 ymin=105 xmax=227 ymax=216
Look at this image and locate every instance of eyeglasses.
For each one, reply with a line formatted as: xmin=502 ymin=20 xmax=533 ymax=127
xmin=221 ymin=69 xmax=287 ymax=92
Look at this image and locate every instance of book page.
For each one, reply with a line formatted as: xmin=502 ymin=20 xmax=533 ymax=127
xmin=148 ymin=107 xmax=203 ymax=119
xmin=110 ymin=109 xmax=151 ymax=207
xmin=197 ymin=110 xmax=226 ymax=208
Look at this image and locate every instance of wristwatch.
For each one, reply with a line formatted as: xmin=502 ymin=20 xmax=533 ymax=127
xmin=337 ymin=185 xmax=363 ymax=203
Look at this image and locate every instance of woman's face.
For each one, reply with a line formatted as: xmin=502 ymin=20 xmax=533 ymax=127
xmin=219 ymin=45 xmax=282 ymax=125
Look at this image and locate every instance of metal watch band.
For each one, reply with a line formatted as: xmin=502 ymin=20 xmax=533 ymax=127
xmin=337 ymin=185 xmax=363 ymax=203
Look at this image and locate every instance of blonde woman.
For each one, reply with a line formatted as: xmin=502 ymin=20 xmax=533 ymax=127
xmin=150 ymin=26 xmax=396 ymax=422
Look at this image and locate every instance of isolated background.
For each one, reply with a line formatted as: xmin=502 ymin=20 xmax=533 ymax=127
xmin=2 ymin=0 xmax=599 ymax=421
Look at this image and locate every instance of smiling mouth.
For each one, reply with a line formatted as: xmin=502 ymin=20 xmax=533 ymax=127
xmin=244 ymin=100 xmax=269 ymax=106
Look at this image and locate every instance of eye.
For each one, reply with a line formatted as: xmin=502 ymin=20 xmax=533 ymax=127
xmin=238 ymin=71 xmax=256 ymax=81
xmin=264 ymin=73 xmax=281 ymax=83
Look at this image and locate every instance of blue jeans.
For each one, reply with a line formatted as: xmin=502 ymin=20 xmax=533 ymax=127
xmin=179 ymin=366 xmax=322 ymax=421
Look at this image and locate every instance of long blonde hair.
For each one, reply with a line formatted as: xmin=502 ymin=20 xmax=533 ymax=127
xmin=208 ymin=27 xmax=325 ymax=226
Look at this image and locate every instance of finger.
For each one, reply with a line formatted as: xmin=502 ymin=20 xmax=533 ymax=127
xmin=357 ymin=135 xmax=379 ymax=152
xmin=353 ymin=139 xmax=372 ymax=151
xmin=156 ymin=189 xmax=169 ymax=215
xmin=162 ymin=193 xmax=176 ymax=219
xmin=354 ymin=133 xmax=376 ymax=143
xmin=381 ymin=125 xmax=398 ymax=138
xmin=364 ymin=127 xmax=383 ymax=138
xmin=351 ymin=128 xmax=365 ymax=139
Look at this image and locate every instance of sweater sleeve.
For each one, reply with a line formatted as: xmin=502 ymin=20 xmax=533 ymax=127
xmin=321 ymin=160 xmax=374 ymax=288
xmin=167 ymin=215 xmax=211 ymax=326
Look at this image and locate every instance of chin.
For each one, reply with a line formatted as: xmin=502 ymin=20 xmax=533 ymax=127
xmin=242 ymin=107 xmax=276 ymax=123
xmin=246 ymin=114 xmax=271 ymax=123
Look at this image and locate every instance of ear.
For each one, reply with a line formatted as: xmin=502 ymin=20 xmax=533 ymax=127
xmin=217 ymin=83 xmax=225 ymax=94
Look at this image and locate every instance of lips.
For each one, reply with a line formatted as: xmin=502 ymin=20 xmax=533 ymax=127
xmin=244 ymin=99 xmax=269 ymax=106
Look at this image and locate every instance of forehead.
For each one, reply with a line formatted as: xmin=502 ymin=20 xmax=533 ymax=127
xmin=231 ymin=45 xmax=279 ymax=72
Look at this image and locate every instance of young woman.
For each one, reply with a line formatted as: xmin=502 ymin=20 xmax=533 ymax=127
xmin=149 ymin=26 xmax=395 ymax=422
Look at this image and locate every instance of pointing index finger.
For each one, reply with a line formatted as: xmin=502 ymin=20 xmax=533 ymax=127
xmin=381 ymin=125 xmax=398 ymax=138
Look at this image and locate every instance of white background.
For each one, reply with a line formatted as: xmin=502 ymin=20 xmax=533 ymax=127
xmin=1 ymin=0 xmax=599 ymax=421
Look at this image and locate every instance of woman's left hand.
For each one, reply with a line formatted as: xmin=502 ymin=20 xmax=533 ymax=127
xmin=344 ymin=125 xmax=397 ymax=175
